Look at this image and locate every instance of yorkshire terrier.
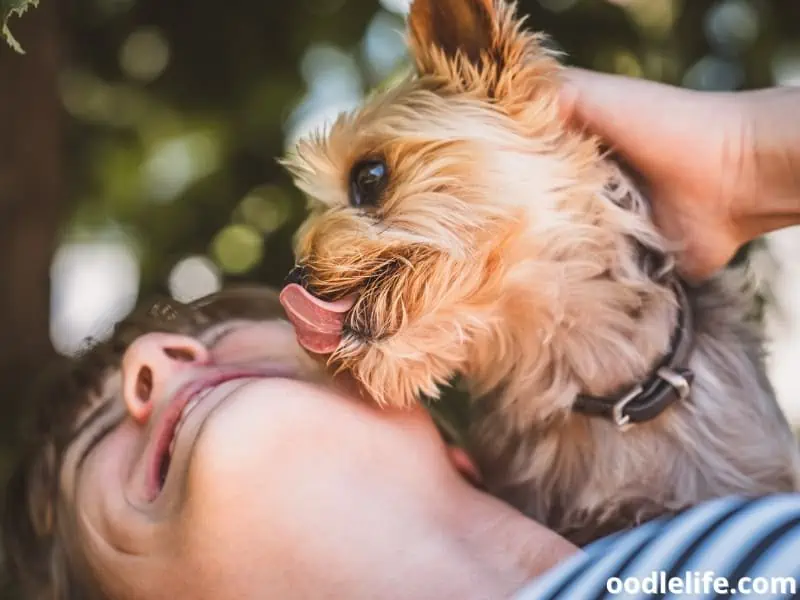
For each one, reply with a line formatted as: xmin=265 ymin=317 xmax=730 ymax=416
xmin=278 ymin=0 xmax=800 ymax=545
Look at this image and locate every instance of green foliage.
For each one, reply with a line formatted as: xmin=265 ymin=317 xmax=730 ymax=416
xmin=1 ymin=0 xmax=37 ymax=53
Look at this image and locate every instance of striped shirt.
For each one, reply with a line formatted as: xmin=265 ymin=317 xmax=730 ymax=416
xmin=515 ymin=494 xmax=800 ymax=599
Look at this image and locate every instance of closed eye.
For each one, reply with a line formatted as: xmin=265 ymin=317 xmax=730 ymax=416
xmin=70 ymin=400 xmax=126 ymax=472
xmin=76 ymin=411 xmax=124 ymax=472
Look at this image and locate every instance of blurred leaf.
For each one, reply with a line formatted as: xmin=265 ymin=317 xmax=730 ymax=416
xmin=1 ymin=0 xmax=39 ymax=54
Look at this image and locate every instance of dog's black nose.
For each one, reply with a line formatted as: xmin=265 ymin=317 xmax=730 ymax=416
xmin=285 ymin=265 xmax=308 ymax=287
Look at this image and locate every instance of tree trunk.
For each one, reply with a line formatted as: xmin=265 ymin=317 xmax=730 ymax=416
xmin=0 ymin=2 xmax=62 ymax=459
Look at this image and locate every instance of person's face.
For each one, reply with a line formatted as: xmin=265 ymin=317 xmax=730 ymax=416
xmin=60 ymin=310 xmax=473 ymax=599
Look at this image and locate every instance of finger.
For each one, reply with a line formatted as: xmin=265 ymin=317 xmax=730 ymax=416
xmin=559 ymin=68 xmax=716 ymax=175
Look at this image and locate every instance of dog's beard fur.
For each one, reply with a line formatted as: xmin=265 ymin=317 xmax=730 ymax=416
xmin=283 ymin=0 xmax=800 ymax=544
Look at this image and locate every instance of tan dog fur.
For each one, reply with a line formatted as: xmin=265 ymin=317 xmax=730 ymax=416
xmin=282 ymin=0 xmax=800 ymax=544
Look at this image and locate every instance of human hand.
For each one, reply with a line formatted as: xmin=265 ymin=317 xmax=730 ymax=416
xmin=558 ymin=68 xmax=755 ymax=282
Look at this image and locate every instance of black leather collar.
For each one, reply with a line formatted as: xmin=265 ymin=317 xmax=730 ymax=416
xmin=572 ymin=278 xmax=695 ymax=429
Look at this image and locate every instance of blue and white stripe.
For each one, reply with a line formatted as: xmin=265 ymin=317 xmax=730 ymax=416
xmin=515 ymin=494 xmax=800 ymax=600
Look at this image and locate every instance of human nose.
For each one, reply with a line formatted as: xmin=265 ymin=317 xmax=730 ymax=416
xmin=121 ymin=333 xmax=210 ymax=423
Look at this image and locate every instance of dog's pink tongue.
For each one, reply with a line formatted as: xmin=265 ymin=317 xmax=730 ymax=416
xmin=279 ymin=283 xmax=356 ymax=355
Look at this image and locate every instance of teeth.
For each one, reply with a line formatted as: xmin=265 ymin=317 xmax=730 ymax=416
xmin=169 ymin=387 xmax=215 ymax=456
xmin=182 ymin=396 xmax=202 ymax=420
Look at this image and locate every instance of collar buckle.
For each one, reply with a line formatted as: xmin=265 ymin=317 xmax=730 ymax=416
xmin=572 ymin=277 xmax=695 ymax=428
xmin=612 ymin=385 xmax=643 ymax=431
xmin=656 ymin=366 xmax=692 ymax=401
xmin=611 ymin=367 xmax=694 ymax=431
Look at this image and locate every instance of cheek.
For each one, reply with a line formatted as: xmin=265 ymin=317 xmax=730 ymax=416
xmin=69 ymin=423 xmax=156 ymax=600
xmin=78 ymin=423 xmax=137 ymax=506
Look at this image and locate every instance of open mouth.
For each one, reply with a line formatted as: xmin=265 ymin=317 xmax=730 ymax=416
xmin=147 ymin=367 xmax=298 ymax=500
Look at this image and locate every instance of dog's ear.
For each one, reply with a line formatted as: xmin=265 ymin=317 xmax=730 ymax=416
xmin=407 ymin=0 xmax=558 ymax=100
xmin=408 ymin=0 xmax=497 ymax=72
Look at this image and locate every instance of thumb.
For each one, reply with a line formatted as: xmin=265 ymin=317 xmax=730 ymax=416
xmin=559 ymin=67 xmax=672 ymax=133
xmin=558 ymin=68 xmax=702 ymax=173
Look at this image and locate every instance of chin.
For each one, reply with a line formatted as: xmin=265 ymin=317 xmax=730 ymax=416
xmin=185 ymin=378 xmax=345 ymax=489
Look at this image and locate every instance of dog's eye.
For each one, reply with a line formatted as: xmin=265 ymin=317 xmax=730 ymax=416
xmin=349 ymin=160 xmax=388 ymax=208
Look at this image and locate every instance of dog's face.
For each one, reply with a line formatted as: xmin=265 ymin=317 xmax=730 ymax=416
xmin=280 ymin=0 xmax=669 ymax=410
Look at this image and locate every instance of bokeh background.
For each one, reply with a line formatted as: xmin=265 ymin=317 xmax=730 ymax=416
xmin=0 ymin=0 xmax=798 ymax=593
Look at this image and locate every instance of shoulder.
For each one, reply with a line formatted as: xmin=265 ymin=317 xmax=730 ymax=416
xmin=515 ymin=494 xmax=800 ymax=599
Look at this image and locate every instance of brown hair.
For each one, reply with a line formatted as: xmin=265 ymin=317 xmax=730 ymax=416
xmin=1 ymin=286 xmax=287 ymax=600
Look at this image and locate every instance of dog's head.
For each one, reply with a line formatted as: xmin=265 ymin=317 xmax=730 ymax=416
xmin=280 ymin=0 xmax=673 ymax=409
